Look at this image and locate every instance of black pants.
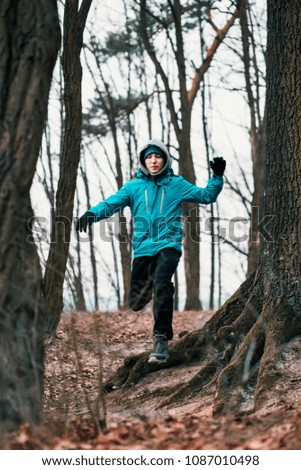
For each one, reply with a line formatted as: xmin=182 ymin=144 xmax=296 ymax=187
xmin=128 ymin=248 xmax=181 ymax=340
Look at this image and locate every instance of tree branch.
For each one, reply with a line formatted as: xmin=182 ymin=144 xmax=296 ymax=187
xmin=139 ymin=0 xmax=181 ymax=138
xmin=78 ymin=0 xmax=93 ymax=35
xmin=188 ymin=4 xmax=241 ymax=108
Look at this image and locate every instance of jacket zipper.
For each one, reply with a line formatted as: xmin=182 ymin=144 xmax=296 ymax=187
xmin=159 ymin=188 xmax=165 ymax=213
xmin=144 ymin=188 xmax=149 ymax=212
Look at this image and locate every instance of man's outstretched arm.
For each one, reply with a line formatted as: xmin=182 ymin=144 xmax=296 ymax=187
xmin=76 ymin=184 xmax=131 ymax=233
xmin=181 ymin=156 xmax=226 ymax=205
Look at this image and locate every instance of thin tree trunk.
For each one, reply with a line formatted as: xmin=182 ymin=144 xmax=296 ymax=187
xmin=100 ymin=81 xmax=132 ymax=309
xmin=72 ymin=192 xmax=87 ymax=311
xmin=44 ymin=0 xmax=92 ymax=335
xmin=0 ymin=0 xmax=60 ymax=431
xmin=201 ymin=76 xmax=215 ymax=309
xmin=217 ymin=204 xmax=222 ymax=308
xmin=80 ymin=161 xmax=99 ymax=310
xmin=73 ymin=251 xmax=87 ymax=311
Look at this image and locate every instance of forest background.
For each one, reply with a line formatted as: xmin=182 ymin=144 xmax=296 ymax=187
xmin=34 ymin=0 xmax=265 ymax=315
xmin=1 ymin=0 xmax=301 ymax=451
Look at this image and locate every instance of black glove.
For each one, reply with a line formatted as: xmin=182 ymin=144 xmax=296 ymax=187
xmin=210 ymin=156 xmax=226 ymax=176
xmin=76 ymin=211 xmax=96 ymax=233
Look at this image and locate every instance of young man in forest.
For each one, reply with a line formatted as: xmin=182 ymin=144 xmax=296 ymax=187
xmin=76 ymin=139 xmax=225 ymax=363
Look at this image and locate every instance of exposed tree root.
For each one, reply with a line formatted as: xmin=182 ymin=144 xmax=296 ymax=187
xmin=104 ymin=270 xmax=301 ymax=415
xmin=254 ymin=298 xmax=301 ymax=410
xmin=213 ymin=294 xmax=301 ymax=414
xmin=104 ymin=271 xmax=256 ymax=392
xmin=213 ymin=319 xmax=265 ymax=415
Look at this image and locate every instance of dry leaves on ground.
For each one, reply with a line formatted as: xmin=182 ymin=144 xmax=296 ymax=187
xmin=2 ymin=310 xmax=301 ymax=450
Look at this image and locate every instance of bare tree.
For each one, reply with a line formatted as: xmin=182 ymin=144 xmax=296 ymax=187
xmin=43 ymin=0 xmax=93 ymax=335
xmin=139 ymin=0 xmax=241 ymax=309
xmin=0 ymin=0 xmax=60 ymax=431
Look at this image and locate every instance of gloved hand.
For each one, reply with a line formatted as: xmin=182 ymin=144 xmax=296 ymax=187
xmin=76 ymin=211 xmax=96 ymax=233
xmin=210 ymin=156 xmax=226 ymax=176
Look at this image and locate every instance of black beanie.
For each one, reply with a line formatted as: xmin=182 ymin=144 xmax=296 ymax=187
xmin=143 ymin=145 xmax=166 ymax=162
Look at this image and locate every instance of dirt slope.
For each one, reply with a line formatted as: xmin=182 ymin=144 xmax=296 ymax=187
xmin=2 ymin=310 xmax=301 ymax=449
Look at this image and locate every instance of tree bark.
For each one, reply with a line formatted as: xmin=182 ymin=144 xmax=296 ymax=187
xmin=43 ymin=0 xmax=92 ymax=335
xmin=239 ymin=0 xmax=266 ymax=275
xmin=104 ymin=0 xmax=301 ymax=416
xmin=0 ymin=0 xmax=60 ymax=431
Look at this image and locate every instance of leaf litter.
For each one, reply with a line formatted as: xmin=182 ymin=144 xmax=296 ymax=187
xmin=2 ymin=309 xmax=301 ymax=450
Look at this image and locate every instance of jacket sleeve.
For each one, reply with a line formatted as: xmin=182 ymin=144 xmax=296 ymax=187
xmin=87 ymin=183 xmax=131 ymax=221
xmin=180 ymin=174 xmax=224 ymax=204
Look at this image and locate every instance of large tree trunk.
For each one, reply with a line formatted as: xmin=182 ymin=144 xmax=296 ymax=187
xmin=104 ymin=0 xmax=301 ymax=416
xmin=0 ymin=0 xmax=60 ymax=431
xmin=44 ymin=0 xmax=92 ymax=335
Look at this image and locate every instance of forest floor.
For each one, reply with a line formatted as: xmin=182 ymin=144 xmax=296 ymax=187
xmin=2 ymin=309 xmax=301 ymax=450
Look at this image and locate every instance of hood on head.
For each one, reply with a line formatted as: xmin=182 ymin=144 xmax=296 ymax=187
xmin=139 ymin=139 xmax=171 ymax=176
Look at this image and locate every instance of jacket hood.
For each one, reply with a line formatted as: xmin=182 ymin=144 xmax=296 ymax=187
xmin=139 ymin=139 xmax=172 ymax=177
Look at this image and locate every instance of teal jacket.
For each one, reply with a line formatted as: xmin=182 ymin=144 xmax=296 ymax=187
xmin=88 ymin=139 xmax=224 ymax=258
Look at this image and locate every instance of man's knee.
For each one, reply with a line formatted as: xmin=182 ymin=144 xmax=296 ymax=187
xmin=154 ymin=279 xmax=174 ymax=296
xmin=129 ymin=277 xmax=153 ymax=309
xmin=129 ymin=292 xmax=152 ymax=311
xmin=129 ymin=297 xmax=143 ymax=311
